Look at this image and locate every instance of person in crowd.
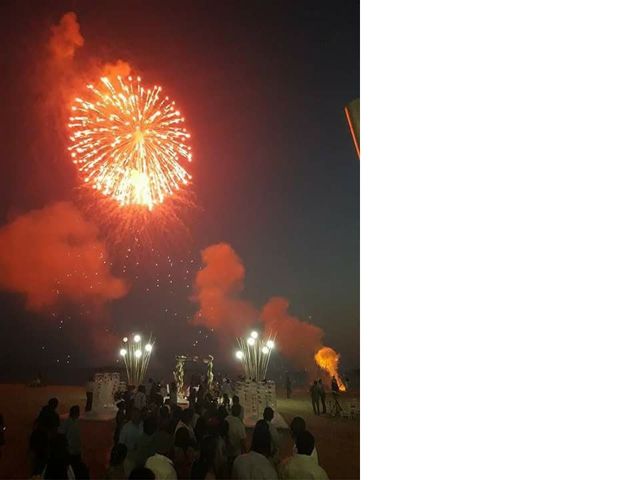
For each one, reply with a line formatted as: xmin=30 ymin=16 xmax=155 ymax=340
xmin=153 ymin=407 xmax=175 ymax=457
xmin=262 ymin=407 xmax=279 ymax=462
xmin=192 ymin=404 xmax=203 ymax=430
xmin=231 ymin=395 xmax=244 ymax=421
xmin=36 ymin=397 xmax=61 ymax=433
xmin=120 ymin=407 xmax=143 ymax=451
xmin=309 ymin=381 xmax=320 ymax=415
xmin=134 ymin=385 xmax=147 ymax=410
xmin=169 ymin=382 xmax=178 ymax=405
xmin=222 ymin=393 xmax=231 ymax=410
xmin=174 ymin=408 xmax=196 ymax=441
xmin=134 ymin=416 xmax=158 ymax=469
xmin=106 ymin=443 xmax=128 ymax=479
xmin=285 ymin=374 xmax=292 ymax=399
xmin=279 ymin=430 xmax=328 ymax=479
xmin=221 ymin=378 xmax=233 ymax=398
xmin=231 ymin=419 xmax=277 ymax=479
xmin=43 ymin=433 xmax=76 ymax=479
xmin=129 ymin=466 xmax=157 ymax=479
xmin=29 ymin=423 xmax=49 ymax=476
xmin=85 ymin=377 xmax=94 ymax=412
xmin=289 ymin=417 xmax=318 ymax=463
xmin=191 ymin=434 xmax=221 ymax=479
xmin=58 ymin=405 xmax=82 ymax=462
xmin=317 ymin=379 xmax=327 ymax=414
xmin=145 ymin=441 xmax=178 ymax=480
xmin=174 ymin=426 xmax=198 ymax=478
xmin=330 ymin=376 xmax=343 ymax=415
xmin=188 ymin=386 xmax=197 ymax=409
xmin=115 ymin=401 xmax=127 ymax=445
xmin=225 ymin=403 xmax=246 ymax=467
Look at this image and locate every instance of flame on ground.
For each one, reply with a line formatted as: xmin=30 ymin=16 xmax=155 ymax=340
xmin=314 ymin=346 xmax=347 ymax=392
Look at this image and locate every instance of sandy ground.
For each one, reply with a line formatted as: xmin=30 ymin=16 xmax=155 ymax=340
xmin=0 ymin=384 xmax=359 ymax=479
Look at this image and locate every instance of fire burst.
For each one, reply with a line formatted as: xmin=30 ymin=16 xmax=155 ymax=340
xmin=315 ymin=346 xmax=347 ymax=392
xmin=68 ymin=75 xmax=192 ymax=210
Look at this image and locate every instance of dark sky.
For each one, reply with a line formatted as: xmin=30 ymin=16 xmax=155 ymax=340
xmin=0 ymin=1 xmax=359 ymax=381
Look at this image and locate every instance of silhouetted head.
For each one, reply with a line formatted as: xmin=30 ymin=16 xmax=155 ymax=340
xmin=128 ymin=467 xmax=155 ymax=479
xmin=251 ymin=420 xmax=271 ymax=456
xmin=263 ymin=407 xmax=274 ymax=422
xmin=143 ymin=416 xmax=157 ymax=436
xmin=290 ymin=416 xmax=306 ymax=439
xmin=232 ymin=395 xmax=240 ymax=405
xmin=231 ymin=403 xmax=241 ymax=417
xmin=69 ymin=405 xmax=80 ymax=419
xmin=175 ymin=426 xmax=192 ymax=450
xmin=48 ymin=398 xmax=59 ymax=410
xmin=296 ymin=430 xmax=315 ymax=456
xmin=110 ymin=443 xmax=127 ymax=466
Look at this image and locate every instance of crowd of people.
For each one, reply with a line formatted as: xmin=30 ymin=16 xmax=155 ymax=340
xmin=27 ymin=377 xmax=330 ymax=479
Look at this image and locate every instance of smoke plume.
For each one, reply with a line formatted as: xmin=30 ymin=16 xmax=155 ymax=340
xmin=261 ymin=297 xmax=324 ymax=369
xmin=192 ymin=243 xmax=259 ymax=337
xmin=48 ymin=12 xmax=84 ymax=63
xmin=0 ymin=202 xmax=128 ymax=311
xmin=192 ymin=243 xmax=334 ymax=370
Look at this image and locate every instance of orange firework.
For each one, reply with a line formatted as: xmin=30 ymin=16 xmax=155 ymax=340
xmin=68 ymin=75 xmax=192 ymax=210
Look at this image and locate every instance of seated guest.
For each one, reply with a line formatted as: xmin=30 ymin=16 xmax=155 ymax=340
xmin=191 ymin=434 xmax=225 ymax=480
xmin=289 ymin=417 xmax=318 ymax=463
xmin=225 ymin=404 xmax=246 ymax=465
xmin=231 ymin=420 xmax=277 ymax=479
xmin=279 ymin=431 xmax=328 ymax=480
xmin=145 ymin=448 xmax=177 ymax=480
xmin=134 ymin=416 xmax=157 ymax=468
xmin=262 ymin=407 xmax=279 ymax=461
xmin=174 ymin=409 xmax=196 ymax=441
xmin=231 ymin=395 xmax=244 ymax=421
xmin=106 ymin=444 xmax=128 ymax=479
xmin=173 ymin=426 xmax=198 ymax=479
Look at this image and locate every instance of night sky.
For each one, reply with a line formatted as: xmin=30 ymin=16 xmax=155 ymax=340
xmin=0 ymin=1 xmax=359 ymax=382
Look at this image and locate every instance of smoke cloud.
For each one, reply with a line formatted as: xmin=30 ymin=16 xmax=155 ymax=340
xmin=192 ymin=243 xmax=259 ymax=337
xmin=192 ymin=243 xmax=328 ymax=370
xmin=261 ymin=297 xmax=324 ymax=369
xmin=0 ymin=202 xmax=128 ymax=311
xmin=48 ymin=12 xmax=84 ymax=63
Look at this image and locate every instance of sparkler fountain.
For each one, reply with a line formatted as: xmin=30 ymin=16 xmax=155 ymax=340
xmin=235 ymin=330 xmax=276 ymax=381
xmin=119 ymin=333 xmax=154 ymax=386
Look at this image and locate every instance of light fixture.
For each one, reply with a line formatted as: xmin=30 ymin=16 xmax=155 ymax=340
xmin=119 ymin=348 xmax=127 ymax=357
xmin=133 ymin=334 xmax=141 ymax=343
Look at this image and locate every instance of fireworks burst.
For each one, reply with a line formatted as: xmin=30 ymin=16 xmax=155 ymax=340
xmin=68 ymin=75 xmax=192 ymax=210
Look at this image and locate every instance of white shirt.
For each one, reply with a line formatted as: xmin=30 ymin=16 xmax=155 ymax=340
xmin=267 ymin=421 xmax=280 ymax=456
xmin=145 ymin=453 xmax=177 ymax=480
xmin=232 ymin=451 xmax=278 ymax=479
xmin=293 ymin=445 xmax=319 ymax=464
xmin=279 ymin=454 xmax=328 ymax=480
xmin=225 ymin=415 xmax=246 ymax=457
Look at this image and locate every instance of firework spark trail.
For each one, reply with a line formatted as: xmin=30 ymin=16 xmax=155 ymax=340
xmin=68 ymin=75 xmax=192 ymax=210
